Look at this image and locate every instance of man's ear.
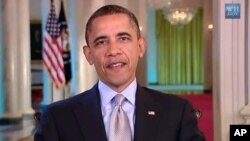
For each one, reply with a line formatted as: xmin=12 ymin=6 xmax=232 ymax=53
xmin=138 ymin=37 xmax=146 ymax=58
xmin=83 ymin=45 xmax=94 ymax=65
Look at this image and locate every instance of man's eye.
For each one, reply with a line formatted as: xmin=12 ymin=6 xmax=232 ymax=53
xmin=119 ymin=36 xmax=130 ymax=41
xmin=95 ymin=40 xmax=106 ymax=46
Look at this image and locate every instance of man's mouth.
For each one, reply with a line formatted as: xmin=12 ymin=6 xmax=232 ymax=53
xmin=107 ymin=62 xmax=126 ymax=69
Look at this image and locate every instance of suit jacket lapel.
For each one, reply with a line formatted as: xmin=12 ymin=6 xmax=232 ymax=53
xmin=73 ymin=84 xmax=107 ymax=141
xmin=134 ymin=86 xmax=161 ymax=141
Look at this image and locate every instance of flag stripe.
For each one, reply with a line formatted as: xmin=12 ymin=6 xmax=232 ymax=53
xmin=43 ymin=59 xmax=60 ymax=88
xmin=43 ymin=49 xmax=64 ymax=88
xmin=43 ymin=48 xmax=64 ymax=85
xmin=44 ymin=34 xmax=64 ymax=72
xmin=44 ymin=39 xmax=64 ymax=84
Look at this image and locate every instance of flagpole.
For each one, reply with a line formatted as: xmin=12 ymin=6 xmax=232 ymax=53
xmin=51 ymin=82 xmax=54 ymax=102
xmin=63 ymin=84 xmax=66 ymax=99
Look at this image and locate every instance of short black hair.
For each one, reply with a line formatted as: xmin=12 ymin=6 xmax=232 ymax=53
xmin=85 ymin=5 xmax=141 ymax=45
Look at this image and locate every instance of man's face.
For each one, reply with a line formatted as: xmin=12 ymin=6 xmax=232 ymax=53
xmin=83 ymin=14 xmax=146 ymax=92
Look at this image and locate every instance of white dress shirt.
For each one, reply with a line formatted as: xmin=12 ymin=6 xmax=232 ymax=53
xmin=98 ymin=79 xmax=137 ymax=139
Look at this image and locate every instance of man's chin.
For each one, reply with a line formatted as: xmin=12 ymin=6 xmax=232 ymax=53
xmin=106 ymin=79 xmax=130 ymax=92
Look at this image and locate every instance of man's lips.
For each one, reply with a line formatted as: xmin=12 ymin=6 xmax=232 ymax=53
xmin=106 ymin=62 xmax=126 ymax=69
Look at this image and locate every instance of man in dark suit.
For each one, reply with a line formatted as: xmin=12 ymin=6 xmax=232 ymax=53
xmin=34 ymin=5 xmax=204 ymax=141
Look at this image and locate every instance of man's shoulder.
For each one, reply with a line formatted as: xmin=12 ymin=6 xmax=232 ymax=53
xmin=140 ymin=86 xmax=188 ymax=105
xmin=46 ymin=87 xmax=96 ymax=111
xmin=140 ymin=87 xmax=194 ymax=117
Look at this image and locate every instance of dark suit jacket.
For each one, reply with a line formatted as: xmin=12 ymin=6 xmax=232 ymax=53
xmin=34 ymin=84 xmax=204 ymax=141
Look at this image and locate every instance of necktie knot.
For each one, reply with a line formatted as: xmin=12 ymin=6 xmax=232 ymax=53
xmin=114 ymin=94 xmax=125 ymax=106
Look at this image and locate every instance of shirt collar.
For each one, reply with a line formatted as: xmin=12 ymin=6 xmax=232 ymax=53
xmin=98 ymin=79 xmax=137 ymax=108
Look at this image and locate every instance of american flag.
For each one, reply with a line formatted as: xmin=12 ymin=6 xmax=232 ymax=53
xmin=43 ymin=0 xmax=65 ymax=89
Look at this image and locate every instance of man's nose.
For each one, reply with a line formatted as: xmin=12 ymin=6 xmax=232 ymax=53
xmin=106 ymin=41 xmax=121 ymax=56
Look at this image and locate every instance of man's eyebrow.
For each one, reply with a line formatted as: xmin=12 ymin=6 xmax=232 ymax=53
xmin=93 ymin=36 xmax=107 ymax=44
xmin=117 ymin=32 xmax=132 ymax=37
